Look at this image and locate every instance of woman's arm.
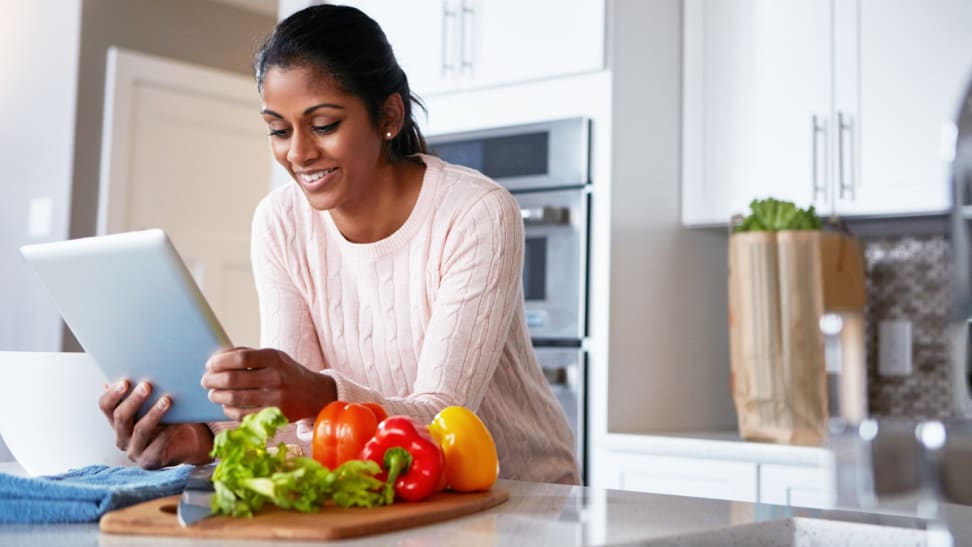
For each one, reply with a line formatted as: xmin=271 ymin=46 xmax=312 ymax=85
xmin=202 ymin=195 xmax=334 ymax=423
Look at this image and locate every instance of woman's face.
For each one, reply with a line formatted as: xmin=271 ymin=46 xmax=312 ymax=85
xmin=260 ymin=65 xmax=386 ymax=211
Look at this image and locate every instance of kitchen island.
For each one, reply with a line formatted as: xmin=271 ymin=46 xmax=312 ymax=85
xmin=2 ymin=465 xmax=971 ymax=546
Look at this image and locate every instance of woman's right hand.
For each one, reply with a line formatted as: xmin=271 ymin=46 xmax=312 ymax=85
xmin=98 ymin=379 xmax=213 ymax=469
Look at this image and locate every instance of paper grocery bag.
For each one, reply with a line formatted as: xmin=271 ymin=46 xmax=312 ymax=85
xmin=728 ymin=230 xmax=865 ymax=446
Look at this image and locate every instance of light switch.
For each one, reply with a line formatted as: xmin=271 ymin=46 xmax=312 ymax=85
xmin=27 ymin=197 xmax=53 ymax=238
xmin=878 ymin=320 xmax=912 ymax=377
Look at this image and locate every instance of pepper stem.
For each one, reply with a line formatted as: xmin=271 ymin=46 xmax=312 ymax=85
xmin=381 ymin=446 xmax=413 ymax=505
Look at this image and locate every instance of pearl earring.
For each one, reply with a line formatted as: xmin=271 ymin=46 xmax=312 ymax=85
xmin=385 ymin=131 xmax=393 ymax=139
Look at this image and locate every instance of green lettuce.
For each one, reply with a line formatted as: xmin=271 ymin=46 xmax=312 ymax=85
xmin=209 ymin=407 xmax=386 ymax=517
xmin=734 ymin=197 xmax=822 ymax=233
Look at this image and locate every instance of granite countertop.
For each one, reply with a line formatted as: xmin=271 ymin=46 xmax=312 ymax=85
xmin=2 ymin=458 xmax=971 ymax=547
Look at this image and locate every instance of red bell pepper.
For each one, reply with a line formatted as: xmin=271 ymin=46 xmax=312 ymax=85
xmin=311 ymin=401 xmax=387 ymax=469
xmin=360 ymin=416 xmax=444 ymax=503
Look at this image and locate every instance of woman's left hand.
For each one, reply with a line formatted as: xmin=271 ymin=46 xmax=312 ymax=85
xmin=201 ymin=348 xmax=336 ymax=422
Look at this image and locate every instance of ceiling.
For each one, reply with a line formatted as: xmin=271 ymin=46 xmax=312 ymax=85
xmin=208 ymin=0 xmax=278 ymax=18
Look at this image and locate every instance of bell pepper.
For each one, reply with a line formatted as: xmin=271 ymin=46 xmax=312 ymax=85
xmin=428 ymin=406 xmax=499 ymax=492
xmin=360 ymin=416 xmax=444 ymax=503
xmin=311 ymin=401 xmax=387 ymax=469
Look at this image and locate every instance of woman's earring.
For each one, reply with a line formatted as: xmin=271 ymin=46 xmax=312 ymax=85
xmin=385 ymin=131 xmax=394 ymax=139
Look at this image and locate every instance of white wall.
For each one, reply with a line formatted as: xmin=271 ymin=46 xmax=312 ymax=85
xmin=0 ymin=0 xmax=83 ymax=351
xmin=604 ymin=0 xmax=735 ymax=433
xmin=0 ymin=0 xmax=274 ymax=352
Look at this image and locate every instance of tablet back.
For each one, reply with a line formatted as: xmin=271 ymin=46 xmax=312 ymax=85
xmin=20 ymin=229 xmax=230 ymax=423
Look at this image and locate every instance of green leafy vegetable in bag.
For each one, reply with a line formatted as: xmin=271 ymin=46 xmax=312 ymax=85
xmin=734 ymin=197 xmax=822 ymax=232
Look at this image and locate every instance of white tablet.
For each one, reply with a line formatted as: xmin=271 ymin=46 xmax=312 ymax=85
xmin=20 ymin=229 xmax=231 ymax=423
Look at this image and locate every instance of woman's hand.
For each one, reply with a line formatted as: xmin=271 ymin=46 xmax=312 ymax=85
xmin=98 ymin=379 xmax=213 ymax=469
xmin=201 ymin=348 xmax=336 ymax=422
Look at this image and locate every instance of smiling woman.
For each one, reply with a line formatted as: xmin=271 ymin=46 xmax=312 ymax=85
xmin=97 ymin=4 xmax=580 ymax=486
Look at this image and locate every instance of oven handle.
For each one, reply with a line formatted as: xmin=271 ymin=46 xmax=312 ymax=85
xmin=521 ymin=206 xmax=570 ymax=225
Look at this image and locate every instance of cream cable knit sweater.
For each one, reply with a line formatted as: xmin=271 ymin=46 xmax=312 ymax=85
xmin=249 ymin=154 xmax=579 ymax=485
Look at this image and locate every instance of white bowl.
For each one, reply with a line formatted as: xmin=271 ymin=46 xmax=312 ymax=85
xmin=0 ymin=352 xmax=131 ymax=476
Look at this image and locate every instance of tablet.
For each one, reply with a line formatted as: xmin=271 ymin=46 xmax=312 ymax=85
xmin=20 ymin=229 xmax=231 ymax=423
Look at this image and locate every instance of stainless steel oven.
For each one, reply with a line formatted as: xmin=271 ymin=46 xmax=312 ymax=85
xmin=428 ymin=117 xmax=591 ymax=482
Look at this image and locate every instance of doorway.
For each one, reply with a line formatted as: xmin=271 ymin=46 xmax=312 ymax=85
xmin=99 ymin=47 xmax=271 ymax=347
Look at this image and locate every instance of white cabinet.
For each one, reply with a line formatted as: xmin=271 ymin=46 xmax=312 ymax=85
xmin=594 ymin=436 xmax=835 ymax=508
xmin=599 ymin=451 xmax=758 ymax=503
xmin=682 ymin=0 xmax=831 ymax=226
xmin=682 ymin=0 xmax=972 ymax=226
xmin=839 ymin=0 xmax=972 ymax=216
xmin=759 ymin=463 xmax=834 ymax=509
xmin=343 ymin=0 xmax=605 ymax=97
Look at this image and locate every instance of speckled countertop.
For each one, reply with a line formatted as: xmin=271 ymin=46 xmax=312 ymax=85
xmin=0 ymin=462 xmax=968 ymax=546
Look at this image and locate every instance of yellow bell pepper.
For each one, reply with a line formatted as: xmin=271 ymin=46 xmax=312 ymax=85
xmin=428 ymin=406 xmax=499 ymax=492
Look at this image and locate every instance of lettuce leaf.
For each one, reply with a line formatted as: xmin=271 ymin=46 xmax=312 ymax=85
xmin=734 ymin=197 xmax=822 ymax=232
xmin=209 ymin=407 xmax=387 ymax=517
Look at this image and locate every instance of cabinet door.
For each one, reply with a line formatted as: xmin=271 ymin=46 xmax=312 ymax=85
xmin=602 ymin=452 xmax=758 ymax=503
xmin=467 ymin=0 xmax=605 ymax=89
xmin=682 ymin=0 xmax=833 ymax=226
xmin=759 ymin=463 xmax=834 ymax=509
xmin=834 ymin=0 xmax=972 ymax=216
xmin=342 ymin=0 xmax=455 ymax=97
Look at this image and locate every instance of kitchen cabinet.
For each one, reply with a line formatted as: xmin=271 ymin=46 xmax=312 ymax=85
xmin=682 ymin=0 xmax=972 ymax=226
xmin=593 ymin=435 xmax=835 ymax=508
xmin=599 ymin=451 xmax=759 ymax=503
xmin=341 ymin=0 xmax=605 ymax=97
xmin=759 ymin=463 xmax=834 ymax=509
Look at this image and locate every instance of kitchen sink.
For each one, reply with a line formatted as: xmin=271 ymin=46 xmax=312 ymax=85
xmin=643 ymin=517 xmax=933 ymax=546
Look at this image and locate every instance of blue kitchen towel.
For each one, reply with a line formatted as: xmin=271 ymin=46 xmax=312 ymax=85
xmin=0 ymin=464 xmax=192 ymax=524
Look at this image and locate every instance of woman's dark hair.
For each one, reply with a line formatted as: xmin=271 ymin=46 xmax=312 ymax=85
xmin=254 ymin=4 xmax=426 ymax=159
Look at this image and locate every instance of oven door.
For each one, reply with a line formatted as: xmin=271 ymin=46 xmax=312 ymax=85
xmin=517 ymin=187 xmax=589 ymax=342
xmin=536 ymin=346 xmax=587 ymax=482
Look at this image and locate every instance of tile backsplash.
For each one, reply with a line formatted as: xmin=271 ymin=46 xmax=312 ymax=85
xmin=862 ymin=233 xmax=956 ymax=419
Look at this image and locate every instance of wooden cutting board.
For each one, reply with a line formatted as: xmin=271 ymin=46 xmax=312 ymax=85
xmin=99 ymin=487 xmax=509 ymax=541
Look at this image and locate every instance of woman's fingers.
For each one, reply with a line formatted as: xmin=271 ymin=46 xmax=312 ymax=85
xmin=202 ymin=366 xmax=278 ymax=390
xmin=204 ymin=347 xmax=262 ymax=373
xmin=127 ymin=395 xmax=170 ymax=463
xmin=111 ymin=381 xmax=152 ymax=451
xmin=98 ymin=379 xmax=130 ymax=424
xmin=207 ymin=386 xmax=272 ymax=408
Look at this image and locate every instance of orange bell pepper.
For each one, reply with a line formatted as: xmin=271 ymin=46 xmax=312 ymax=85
xmin=428 ymin=406 xmax=499 ymax=492
xmin=311 ymin=400 xmax=387 ymax=469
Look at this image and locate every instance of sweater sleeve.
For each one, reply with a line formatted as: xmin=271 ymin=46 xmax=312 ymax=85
xmin=251 ymin=195 xmax=327 ymax=371
xmin=320 ymin=187 xmax=524 ymax=423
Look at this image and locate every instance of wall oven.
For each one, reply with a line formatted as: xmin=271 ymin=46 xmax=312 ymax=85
xmin=428 ymin=118 xmax=591 ymax=481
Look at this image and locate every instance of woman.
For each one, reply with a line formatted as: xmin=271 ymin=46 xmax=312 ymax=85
xmin=99 ymin=4 xmax=579 ymax=485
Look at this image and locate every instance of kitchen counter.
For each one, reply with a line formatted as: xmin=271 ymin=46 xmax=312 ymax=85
xmin=2 ymin=460 xmax=971 ymax=546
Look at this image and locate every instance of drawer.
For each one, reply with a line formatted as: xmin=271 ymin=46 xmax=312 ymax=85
xmin=605 ymin=452 xmax=758 ymax=503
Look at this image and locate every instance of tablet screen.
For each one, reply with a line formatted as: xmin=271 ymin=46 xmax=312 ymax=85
xmin=21 ymin=229 xmax=231 ymax=423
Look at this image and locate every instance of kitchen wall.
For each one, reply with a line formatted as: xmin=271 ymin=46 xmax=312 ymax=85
xmin=856 ymin=220 xmax=957 ymax=419
xmin=0 ymin=1 xmax=83 ymax=352
xmin=0 ymin=0 xmax=274 ymax=352
xmin=606 ymin=0 xmax=734 ymax=433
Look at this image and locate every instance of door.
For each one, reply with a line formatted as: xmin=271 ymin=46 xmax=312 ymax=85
xmin=99 ymin=48 xmax=271 ymax=348
xmin=470 ymin=0 xmax=605 ymax=89
xmin=340 ymin=0 xmax=453 ymax=96
xmin=835 ymin=0 xmax=972 ymax=216
xmin=534 ymin=346 xmax=586 ymax=482
xmin=682 ymin=0 xmax=833 ymax=225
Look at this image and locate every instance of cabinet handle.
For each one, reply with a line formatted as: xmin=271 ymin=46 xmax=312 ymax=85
xmin=837 ymin=111 xmax=855 ymax=200
xmin=812 ymin=114 xmax=829 ymax=203
xmin=459 ymin=0 xmax=475 ymax=75
xmin=441 ymin=1 xmax=458 ymax=77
